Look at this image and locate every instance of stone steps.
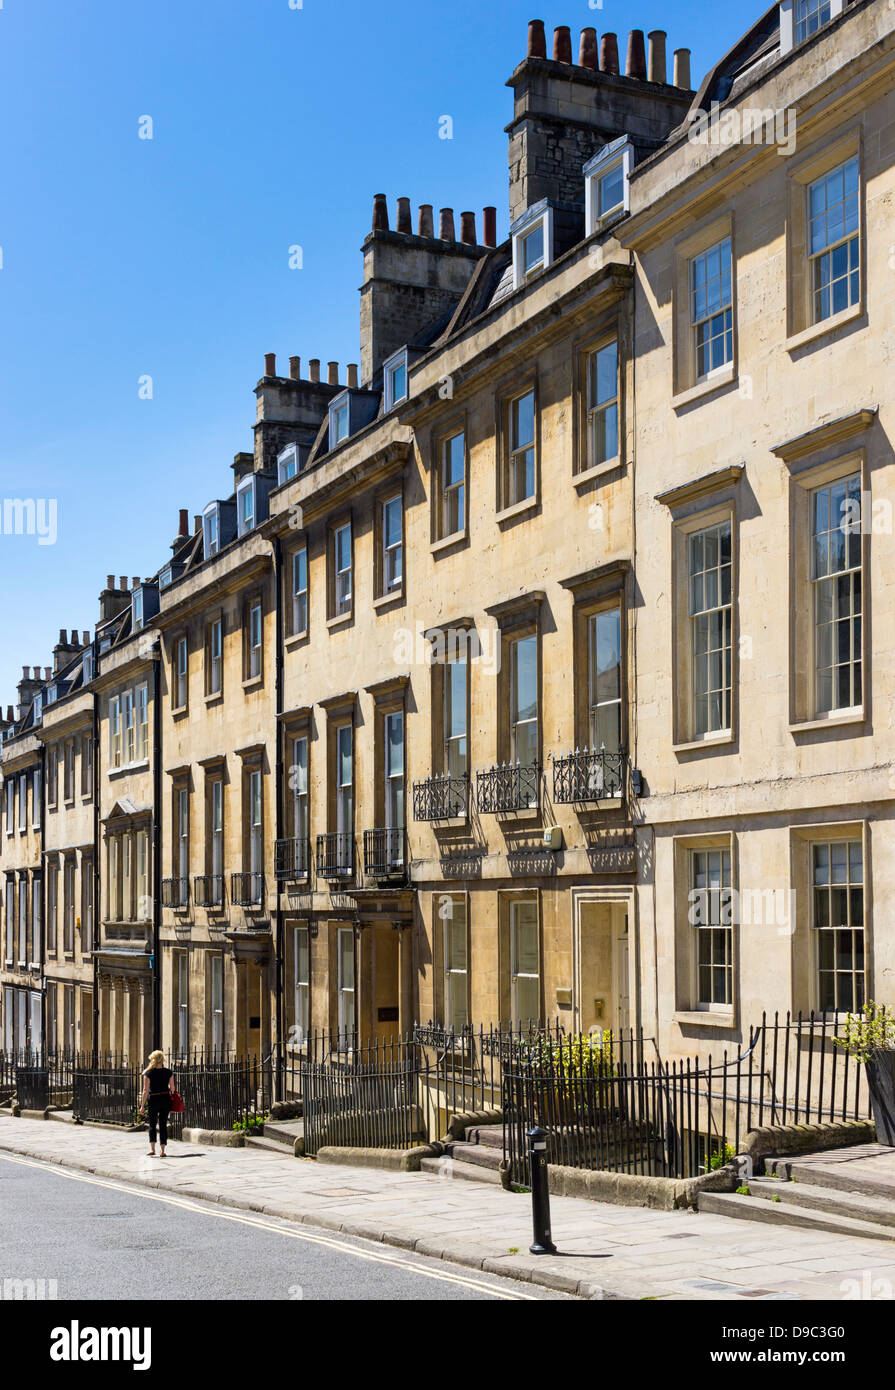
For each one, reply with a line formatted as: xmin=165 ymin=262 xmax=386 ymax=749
xmin=447 ymin=1140 xmax=503 ymax=1170
xmin=751 ymin=1174 xmax=895 ymax=1228
xmin=419 ymin=1155 xmax=504 ymax=1185
xmin=244 ymin=1134 xmax=296 ymax=1155
xmin=698 ymin=1188 xmax=895 ymax=1243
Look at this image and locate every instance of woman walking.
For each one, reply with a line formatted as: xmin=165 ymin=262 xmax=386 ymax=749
xmin=140 ymin=1049 xmax=175 ymax=1157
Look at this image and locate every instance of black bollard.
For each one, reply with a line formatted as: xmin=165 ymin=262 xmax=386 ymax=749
xmin=527 ymin=1124 xmax=557 ymax=1255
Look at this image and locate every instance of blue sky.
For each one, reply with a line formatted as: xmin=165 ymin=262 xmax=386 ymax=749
xmin=0 ymin=0 xmax=757 ymax=703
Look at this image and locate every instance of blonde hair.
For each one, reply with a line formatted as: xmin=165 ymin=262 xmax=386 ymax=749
xmin=146 ymin=1049 xmax=166 ymax=1070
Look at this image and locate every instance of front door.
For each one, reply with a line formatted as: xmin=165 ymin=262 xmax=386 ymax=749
xmin=576 ymin=901 xmax=630 ymax=1039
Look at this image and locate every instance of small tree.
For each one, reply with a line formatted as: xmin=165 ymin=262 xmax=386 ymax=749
xmin=832 ymin=1001 xmax=895 ymax=1065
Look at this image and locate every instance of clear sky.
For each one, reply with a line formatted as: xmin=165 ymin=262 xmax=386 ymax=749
xmin=0 ymin=0 xmax=758 ymax=705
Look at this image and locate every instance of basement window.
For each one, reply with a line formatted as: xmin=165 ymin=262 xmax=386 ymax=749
xmin=511 ymin=203 xmax=554 ymax=290
xmin=779 ymin=0 xmax=843 ymax=54
xmin=584 ymin=139 xmax=634 ymax=235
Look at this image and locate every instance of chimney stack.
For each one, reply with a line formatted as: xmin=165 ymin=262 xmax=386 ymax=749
xmin=347 ymin=364 xmax=359 ymax=389
xmin=626 ymin=30 xmax=647 ymax=80
xmin=460 ymin=211 xmax=476 ymax=245
xmin=418 ymin=204 xmax=434 ymax=237
xmin=193 ymin=515 xmax=201 ymax=534
xmin=289 ymin=356 xmax=301 ymax=380
xmin=648 ymin=31 xmax=667 ymax=84
xmin=327 ymin=362 xmax=339 ymax=386
xmin=82 ymin=632 xmax=90 ymax=647
xmin=527 ymin=19 xmax=546 ymax=58
xmin=483 ymin=206 xmax=497 ymax=247
xmin=396 ymin=197 xmax=412 ymax=234
xmin=309 ymin=359 xmax=320 ymax=383
xmin=178 ymin=508 xmax=189 ymax=539
xmin=553 ymin=26 xmax=572 ymax=63
xmin=579 ymin=28 xmax=598 ymax=70
xmin=674 ymin=48 xmax=691 ymax=89
xmin=439 ymin=208 xmax=455 ymax=241
xmin=372 ymin=193 xmax=389 ymax=232
xmin=264 ymin=352 xmax=277 ymax=378
xmin=601 ymin=32 xmax=620 ymax=75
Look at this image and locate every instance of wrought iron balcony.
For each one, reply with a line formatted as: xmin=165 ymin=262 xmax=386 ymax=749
xmin=476 ymin=761 xmax=540 ymax=814
xmin=552 ymin=747 xmax=627 ymax=804
xmin=412 ymin=772 xmax=469 ymax=822
xmin=363 ymin=828 xmax=406 ymax=879
xmin=315 ymin=833 xmax=354 ymax=880
xmin=161 ymin=877 xmax=189 ymax=910
xmin=275 ymin=837 xmax=311 ymax=882
xmin=194 ymin=874 xmax=224 ymax=909
xmin=231 ymin=872 xmax=265 ymax=907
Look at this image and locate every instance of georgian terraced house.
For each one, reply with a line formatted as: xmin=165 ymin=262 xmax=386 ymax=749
xmin=1 ymin=0 xmax=893 ymax=1064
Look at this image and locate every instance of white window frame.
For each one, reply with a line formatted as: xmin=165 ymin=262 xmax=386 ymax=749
xmin=511 ymin=205 xmax=554 ymax=289
xmin=203 ymin=504 xmax=221 ymax=559
xmin=812 ymin=839 xmax=865 ymax=1014
xmin=330 ymin=396 xmax=350 ymax=447
xmin=208 ymin=617 xmax=223 ymax=696
xmin=175 ymin=636 xmax=188 ymax=710
xmin=442 ymin=896 xmax=468 ymax=1033
xmin=175 ymin=950 xmax=189 ymax=1054
xmin=443 ymin=652 xmax=468 ymax=778
xmin=691 ymin=848 xmax=734 ymax=1012
xmin=249 ymin=768 xmax=263 ymax=903
xmin=292 ymin=736 xmax=309 ymax=842
xmin=507 ymin=390 xmax=536 ymax=507
xmin=690 ymin=237 xmax=734 ymax=381
xmin=510 ymin=633 xmax=539 ymax=774
xmin=32 ymin=768 xmax=41 ymax=829
xmin=779 ymin=0 xmax=843 ymax=53
xmin=132 ymin=589 xmax=144 ymax=632
xmin=293 ymin=925 xmax=310 ymax=1043
xmin=383 ymin=349 xmax=409 ymax=411
xmin=384 ymin=710 xmax=404 ymax=842
xmin=17 ymin=773 xmax=26 ymax=831
xmin=509 ymin=899 xmax=540 ymax=1026
xmin=689 ymin=520 xmax=733 ymax=738
xmin=291 ymin=547 xmax=308 ymax=635
xmin=277 ymin=443 xmax=300 ymax=486
xmin=807 ymin=156 xmax=861 ymax=327
xmin=381 ymin=495 xmax=403 ymax=592
xmin=31 ymin=875 xmax=42 ymax=964
xmin=439 ymin=430 xmax=466 ymax=539
xmin=210 ymin=954 xmax=224 ymax=1054
xmin=136 ymin=683 xmax=149 ymax=761
xmin=247 ymin=599 xmax=263 ymax=679
xmin=333 ymin=522 xmax=352 ymax=615
xmin=811 ymin=473 xmax=862 ymax=717
xmin=584 ymin=138 xmax=634 ymax=234
xmin=4 ymin=779 xmax=12 ymax=836
xmin=237 ymin=477 xmax=256 ymax=537
xmin=337 ymin=926 xmax=356 ymax=1046
xmin=586 ymin=338 xmax=620 ymax=470
xmin=210 ymin=778 xmax=224 ymax=890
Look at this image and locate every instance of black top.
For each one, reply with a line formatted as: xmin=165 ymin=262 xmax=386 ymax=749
xmin=144 ymin=1066 xmax=173 ymax=1096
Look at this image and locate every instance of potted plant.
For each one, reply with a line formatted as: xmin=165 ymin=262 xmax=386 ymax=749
xmin=833 ymin=1001 xmax=895 ymax=1146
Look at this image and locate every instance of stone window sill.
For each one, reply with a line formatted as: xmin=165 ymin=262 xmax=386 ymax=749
xmin=789 ymin=708 xmax=865 ymax=734
xmin=671 ymin=363 xmax=736 ymax=410
xmin=284 ymin=631 xmax=309 ymax=651
xmin=673 ymin=731 xmax=734 ymax=754
xmin=326 ymin=611 xmax=353 ymax=631
xmin=242 ymin=675 xmax=264 ymax=693
xmin=373 ymin=588 xmax=405 ymax=611
xmin=205 ymin=692 xmax=224 ymax=708
xmin=574 ymin=456 xmax=622 ymax=489
xmin=674 ymin=1010 xmax=737 ymax=1030
xmin=430 ymin=530 xmax=468 ymax=557
xmin=785 ymin=301 xmax=863 ymax=354
xmin=496 ymin=496 xmax=538 ymax=525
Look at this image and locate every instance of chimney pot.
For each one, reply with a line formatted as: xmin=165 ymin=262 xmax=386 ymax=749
xmin=674 ymin=48 xmax=692 ymax=90
xmin=527 ymin=18 xmax=546 ymax=59
xmin=648 ymin=30 xmax=667 ymax=84
xmin=132 ymin=577 xmax=140 ymax=590
xmin=439 ymin=208 xmax=455 ymax=241
xmin=33 ymin=666 xmax=41 ymax=681
xmin=22 ymin=665 xmax=29 ymax=680
xmin=418 ymin=204 xmax=434 ymax=237
xmin=396 ymin=196 xmax=412 ymax=234
xmin=106 ymin=574 xmax=114 ymax=590
xmin=44 ymin=667 xmax=52 ymax=681
xmin=483 ymin=206 xmax=497 ymax=247
xmin=264 ymin=352 xmax=277 ymax=378
xmin=460 ymin=211 xmax=476 ymax=245
xmin=626 ymin=30 xmax=647 ymax=80
xmin=193 ymin=514 xmax=201 ymax=534
xmin=553 ymin=25 xmax=572 ymax=63
xmin=309 ymin=358 xmax=320 ymax=383
xmin=347 ymin=364 xmax=359 ymax=389
xmin=580 ymin=27 xmax=598 ymax=70
xmin=82 ymin=631 xmax=90 ymax=646
xmin=289 ymin=356 xmax=301 ymax=380
xmin=327 ymin=361 xmax=339 ymax=386
xmin=119 ymin=577 xmax=127 ymax=591
xmin=58 ymin=629 xmax=66 ymax=644
xmin=372 ymin=192 xmax=389 ymax=232
xmin=6 ymin=706 xmax=12 ymax=723
xmin=601 ymin=32 xmax=620 ymax=75
xmin=178 ymin=508 xmax=189 ymax=538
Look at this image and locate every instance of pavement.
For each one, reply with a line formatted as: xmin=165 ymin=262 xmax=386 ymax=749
xmin=3 ymin=1114 xmax=895 ymax=1300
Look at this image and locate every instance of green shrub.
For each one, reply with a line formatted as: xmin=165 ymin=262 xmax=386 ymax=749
xmin=735 ymin=1184 xmax=750 ymax=1196
xmin=832 ymin=1001 xmax=895 ymax=1065
xmin=232 ymin=1112 xmax=267 ymax=1135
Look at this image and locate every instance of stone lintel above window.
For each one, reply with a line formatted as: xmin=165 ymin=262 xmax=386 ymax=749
xmin=657 ymin=463 xmax=744 ymax=510
xmin=771 ymin=406 xmax=877 ymax=465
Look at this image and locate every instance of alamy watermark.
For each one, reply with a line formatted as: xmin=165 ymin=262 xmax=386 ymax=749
xmin=689 ymin=887 xmax=796 ymax=935
xmin=0 ymin=498 xmax=58 ymax=546
xmin=688 ymin=102 xmax=798 ymax=157
xmin=2 ymin=1276 xmax=58 ymax=1300
xmin=393 ymin=621 xmax=501 ymax=675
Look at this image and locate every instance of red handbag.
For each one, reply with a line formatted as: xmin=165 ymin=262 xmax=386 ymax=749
xmin=169 ymin=1090 xmax=185 ymax=1113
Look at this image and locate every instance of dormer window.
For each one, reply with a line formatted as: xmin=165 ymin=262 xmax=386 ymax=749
xmin=780 ymin=0 xmax=843 ymax=53
xmin=158 ymin=561 xmax=183 ymax=591
xmin=132 ymin=589 xmax=144 ymax=632
xmin=330 ymin=397 xmax=350 ymax=447
xmin=511 ymin=203 xmax=554 ymax=290
xmin=131 ymin=583 xmax=159 ymax=634
xmin=203 ymin=505 xmax=220 ymax=558
xmin=237 ymin=477 xmax=255 ymax=537
xmin=33 ymin=692 xmax=42 ymax=723
xmin=277 ymin=443 xmax=303 ymax=486
xmin=383 ymin=350 xmax=408 ymax=411
xmin=82 ymin=648 xmax=94 ymax=684
xmin=584 ymin=139 xmax=634 ymax=235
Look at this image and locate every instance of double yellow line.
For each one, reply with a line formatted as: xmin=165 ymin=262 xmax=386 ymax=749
xmin=0 ymin=1151 xmax=537 ymax=1300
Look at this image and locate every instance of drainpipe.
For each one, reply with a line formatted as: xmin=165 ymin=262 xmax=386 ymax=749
xmin=273 ymin=535 xmax=285 ymax=1095
xmin=92 ymin=690 xmax=99 ymax=1065
xmin=152 ymin=651 xmax=162 ymax=1048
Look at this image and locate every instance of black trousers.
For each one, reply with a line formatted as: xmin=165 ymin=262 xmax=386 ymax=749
xmin=147 ymin=1096 xmax=171 ymax=1146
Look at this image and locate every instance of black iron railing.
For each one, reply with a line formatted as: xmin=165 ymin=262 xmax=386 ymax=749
xmin=194 ymin=874 xmax=224 ymax=908
xmin=552 ymin=747 xmax=627 ymax=803
xmin=315 ymin=833 xmax=354 ymax=879
xmin=162 ymin=877 xmax=189 ymax=909
xmin=363 ymin=828 xmax=406 ymax=879
xmin=476 ymin=761 xmax=540 ymax=814
xmin=412 ymin=773 xmax=469 ymax=821
xmin=231 ymin=872 xmax=264 ymax=907
xmin=275 ymin=837 xmax=311 ymax=882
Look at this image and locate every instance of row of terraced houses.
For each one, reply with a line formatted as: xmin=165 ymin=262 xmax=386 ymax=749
xmin=2 ymin=0 xmax=893 ymax=1071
